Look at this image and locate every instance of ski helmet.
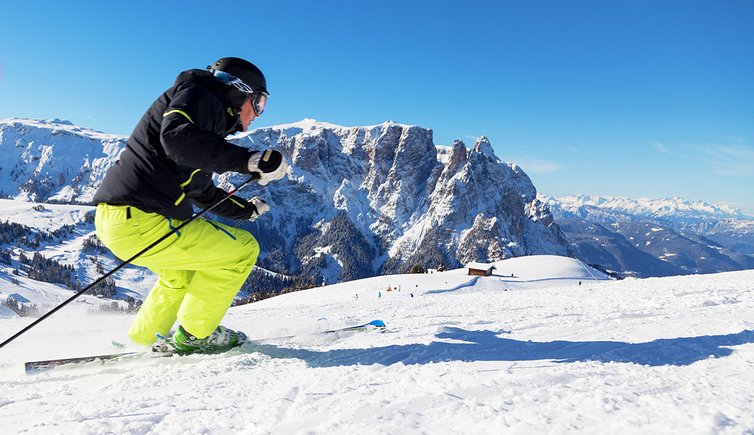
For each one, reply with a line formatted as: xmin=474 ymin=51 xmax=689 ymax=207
xmin=208 ymin=57 xmax=268 ymax=96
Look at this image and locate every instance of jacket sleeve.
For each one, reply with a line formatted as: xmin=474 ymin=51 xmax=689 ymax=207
xmin=160 ymin=82 xmax=251 ymax=174
xmin=187 ymin=172 xmax=257 ymax=220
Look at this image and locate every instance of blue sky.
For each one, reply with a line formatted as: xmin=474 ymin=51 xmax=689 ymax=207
xmin=2 ymin=1 xmax=753 ymax=214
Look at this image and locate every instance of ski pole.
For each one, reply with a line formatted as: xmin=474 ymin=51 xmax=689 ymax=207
xmin=0 ymin=173 xmax=260 ymax=350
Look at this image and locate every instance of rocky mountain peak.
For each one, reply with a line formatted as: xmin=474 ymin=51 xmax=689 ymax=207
xmin=1 ymin=117 xmax=572 ymax=284
xmin=471 ymin=135 xmax=496 ymax=159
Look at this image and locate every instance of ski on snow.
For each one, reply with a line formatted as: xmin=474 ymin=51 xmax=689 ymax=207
xmin=254 ymin=319 xmax=386 ymax=342
xmin=24 ymin=319 xmax=386 ymax=374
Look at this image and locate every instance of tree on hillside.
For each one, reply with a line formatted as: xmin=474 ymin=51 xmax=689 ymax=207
xmin=408 ymin=264 xmax=426 ymax=274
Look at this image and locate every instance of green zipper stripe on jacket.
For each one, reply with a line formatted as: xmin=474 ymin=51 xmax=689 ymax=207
xmin=173 ymin=169 xmax=202 ymax=206
xmin=173 ymin=192 xmax=186 ymax=206
xmin=180 ymin=169 xmax=202 ymax=188
xmin=163 ymin=109 xmax=194 ymax=124
xmin=229 ymin=197 xmax=246 ymax=208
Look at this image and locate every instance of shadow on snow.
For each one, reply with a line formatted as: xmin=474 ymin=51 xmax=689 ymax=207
xmin=244 ymin=328 xmax=754 ymax=368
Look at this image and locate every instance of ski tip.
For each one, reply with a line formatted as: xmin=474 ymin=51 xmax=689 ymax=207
xmin=24 ymin=362 xmax=44 ymax=375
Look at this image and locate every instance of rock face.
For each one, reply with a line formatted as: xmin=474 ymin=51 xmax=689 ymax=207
xmin=0 ymin=118 xmax=572 ymax=284
xmin=228 ymin=120 xmax=571 ymax=282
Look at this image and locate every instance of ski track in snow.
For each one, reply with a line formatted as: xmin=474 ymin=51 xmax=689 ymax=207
xmin=1 ymin=257 xmax=753 ymax=434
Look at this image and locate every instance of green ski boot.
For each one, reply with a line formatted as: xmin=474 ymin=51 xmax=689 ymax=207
xmin=168 ymin=325 xmax=247 ymax=354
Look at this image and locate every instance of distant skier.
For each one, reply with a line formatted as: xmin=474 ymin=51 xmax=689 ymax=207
xmin=93 ymin=57 xmax=287 ymax=353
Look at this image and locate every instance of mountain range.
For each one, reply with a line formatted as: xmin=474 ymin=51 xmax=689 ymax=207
xmin=542 ymin=195 xmax=754 ymax=277
xmin=0 ymin=117 xmax=570 ymax=293
xmin=1 ymin=117 xmax=752 ymax=300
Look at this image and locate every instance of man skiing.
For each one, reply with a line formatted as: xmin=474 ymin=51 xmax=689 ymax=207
xmin=93 ymin=57 xmax=287 ymax=353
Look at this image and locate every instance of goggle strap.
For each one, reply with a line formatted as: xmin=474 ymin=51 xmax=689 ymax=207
xmin=212 ymin=69 xmax=267 ymax=115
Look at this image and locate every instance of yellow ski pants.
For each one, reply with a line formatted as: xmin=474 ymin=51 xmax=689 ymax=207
xmin=94 ymin=204 xmax=259 ymax=344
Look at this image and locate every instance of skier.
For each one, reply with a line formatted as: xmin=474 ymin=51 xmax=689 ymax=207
xmin=93 ymin=57 xmax=287 ymax=353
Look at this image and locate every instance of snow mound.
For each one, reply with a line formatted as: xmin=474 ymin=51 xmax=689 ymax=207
xmin=490 ymin=254 xmax=609 ymax=281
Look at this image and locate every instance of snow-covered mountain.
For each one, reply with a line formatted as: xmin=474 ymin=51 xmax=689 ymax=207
xmin=0 ymin=118 xmax=571 ymax=287
xmin=232 ymin=119 xmax=570 ymax=282
xmin=2 ymin=256 xmax=753 ymax=433
xmin=542 ymin=195 xmax=754 ymax=277
xmin=542 ymin=194 xmax=751 ymax=223
xmin=0 ymin=118 xmax=124 ymax=202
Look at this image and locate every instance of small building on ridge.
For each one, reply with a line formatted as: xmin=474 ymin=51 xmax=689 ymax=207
xmin=466 ymin=262 xmax=496 ymax=277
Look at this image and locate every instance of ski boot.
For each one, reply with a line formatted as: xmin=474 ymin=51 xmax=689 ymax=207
xmin=152 ymin=325 xmax=247 ymax=355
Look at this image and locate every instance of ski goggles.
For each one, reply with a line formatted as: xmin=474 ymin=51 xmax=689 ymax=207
xmin=249 ymin=91 xmax=268 ymax=116
xmin=213 ymin=70 xmax=269 ymax=116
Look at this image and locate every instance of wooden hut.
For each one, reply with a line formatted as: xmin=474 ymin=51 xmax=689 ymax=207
xmin=466 ymin=262 xmax=496 ymax=276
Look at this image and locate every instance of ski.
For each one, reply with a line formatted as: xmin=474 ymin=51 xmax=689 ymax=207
xmin=25 ymin=351 xmax=144 ymax=374
xmin=323 ymin=319 xmax=386 ymax=334
xmin=24 ymin=320 xmax=386 ymax=374
xmin=255 ymin=319 xmax=386 ymax=342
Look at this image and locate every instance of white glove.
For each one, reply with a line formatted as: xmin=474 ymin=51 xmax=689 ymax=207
xmin=249 ymin=197 xmax=270 ymax=221
xmin=248 ymin=150 xmax=288 ymax=186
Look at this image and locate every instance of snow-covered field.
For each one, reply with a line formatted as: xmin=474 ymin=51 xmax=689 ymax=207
xmin=0 ymin=198 xmax=156 ymax=305
xmin=1 ymin=255 xmax=753 ymax=434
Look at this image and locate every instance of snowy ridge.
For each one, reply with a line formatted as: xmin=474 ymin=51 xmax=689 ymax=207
xmin=542 ymin=194 xmax=754 ymax=276
xmin=542 ymin=194 xmax=749 ymax=221
xmin=246 ymin=118 xmax=418 ymax=134
xmin=1 ymin=256 xmax=753 ymax=433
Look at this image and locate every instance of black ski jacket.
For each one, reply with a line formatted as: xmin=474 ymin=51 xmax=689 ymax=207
xmin=93 ymin=69 xmax=259 ymax=220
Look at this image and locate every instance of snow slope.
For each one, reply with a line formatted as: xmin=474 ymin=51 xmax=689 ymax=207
xmin=0 ymin=199 xmax=156 ymax=305
xmin=0 ymin=256 xmax=753 ymax=434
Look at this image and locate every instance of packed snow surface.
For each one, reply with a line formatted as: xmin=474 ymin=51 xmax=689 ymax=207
xmin=1 ymin=256 xmax=753 ymax=434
